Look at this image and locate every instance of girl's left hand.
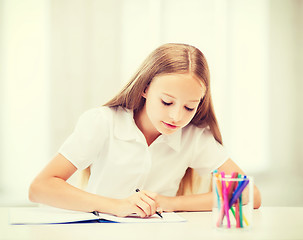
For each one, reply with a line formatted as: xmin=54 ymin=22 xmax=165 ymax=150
xmin=240 ymin=186 xmax=249 ymax=205
xmin=153 ymin=194 xmax=175 ymax=212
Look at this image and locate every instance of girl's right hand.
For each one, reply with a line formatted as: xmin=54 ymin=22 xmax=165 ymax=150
xmin=113 ymin=190 xmax=158 ymax=218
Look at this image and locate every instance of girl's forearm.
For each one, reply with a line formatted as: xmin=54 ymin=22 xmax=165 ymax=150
xmin=29 ymin=177 xmax=118 ymax=214
xmin=175 ymin=192 xmax=214 ymax=211
xmin=161 ymin=186 xmax=261 ymax=212
xmin=160 ymin=192 xmax=214 ymax=212
xmin=253 ymin=185 xmax=261 ymax=209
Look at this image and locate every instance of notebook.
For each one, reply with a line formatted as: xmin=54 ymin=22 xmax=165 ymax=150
xmin=9 ymin=207 xmax=187 ymax=224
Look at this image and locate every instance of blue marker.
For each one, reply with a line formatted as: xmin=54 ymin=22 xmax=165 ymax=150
xmin=229 ymin=179 xmax=249 ymax=208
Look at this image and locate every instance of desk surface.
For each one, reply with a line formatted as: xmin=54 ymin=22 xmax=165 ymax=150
xmin=1 ymin=207 xmax=302 ymax=240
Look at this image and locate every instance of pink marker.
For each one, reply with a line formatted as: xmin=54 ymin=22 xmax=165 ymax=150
xmin=221 ymin=172 xmax=231 ymax=228
xmin=227 ymin=172 xmax=238 ymax=201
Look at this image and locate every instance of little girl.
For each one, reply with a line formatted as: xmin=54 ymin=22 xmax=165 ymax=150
xmin=29 ymin=43 xmax=261 ymax=218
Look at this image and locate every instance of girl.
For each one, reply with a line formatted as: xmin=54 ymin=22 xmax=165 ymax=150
xmin=29 ymin=43 xmax=261 ymax=218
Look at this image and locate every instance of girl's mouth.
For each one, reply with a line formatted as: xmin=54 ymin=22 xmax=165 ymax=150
xmin=162 ymin=121 xmax=177 ymax=129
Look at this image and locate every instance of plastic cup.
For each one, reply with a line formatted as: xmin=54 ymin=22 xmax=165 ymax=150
xmin=212 ymin=173 xmax=253 ymax=230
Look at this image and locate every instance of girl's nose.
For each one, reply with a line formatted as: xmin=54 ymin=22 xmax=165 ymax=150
xmin=169 ymin=106 xmax=182 ymax=122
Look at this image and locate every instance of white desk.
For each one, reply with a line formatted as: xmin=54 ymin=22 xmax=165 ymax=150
xmin=1 ymin=207 xmax=302 ymax=240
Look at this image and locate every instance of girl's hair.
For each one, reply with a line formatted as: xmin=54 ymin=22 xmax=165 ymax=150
xmin=82 ymin=43 xmax=222 ymax=195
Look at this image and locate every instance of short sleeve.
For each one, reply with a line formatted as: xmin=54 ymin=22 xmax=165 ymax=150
xmin=189 ymin=128 xmax=229 ymax=175
xmin=58 ymin=108 xmax=110 ymax=170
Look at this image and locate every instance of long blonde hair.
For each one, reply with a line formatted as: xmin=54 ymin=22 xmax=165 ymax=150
xmin=82 ymin=43 xmax=223 ymax=195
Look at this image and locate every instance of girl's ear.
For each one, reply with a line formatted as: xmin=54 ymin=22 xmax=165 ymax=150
xmin=142 ymin=91 xmax=147 ymax=98
xmin=142 ymin=85 xmax=149 ymax=98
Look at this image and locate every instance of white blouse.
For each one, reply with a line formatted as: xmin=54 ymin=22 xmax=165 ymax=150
xmin=59 ymin=106 xmax=229 ymax=199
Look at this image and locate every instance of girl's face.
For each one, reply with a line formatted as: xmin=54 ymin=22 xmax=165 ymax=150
xmin=142 ymin=73 xmax=206 ymax=135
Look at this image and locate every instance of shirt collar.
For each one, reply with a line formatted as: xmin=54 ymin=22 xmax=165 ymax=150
xmin=113 ymin=107 xmax=140 ymax=141
xmin=153 ymin=129 xmax=181 ymax=152
xmin=113 ymin=107 xmax=181 ymax=152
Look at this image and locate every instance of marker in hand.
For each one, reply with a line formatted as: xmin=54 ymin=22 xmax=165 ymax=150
xmin=135 ymin=189 xmax=163 ymax=218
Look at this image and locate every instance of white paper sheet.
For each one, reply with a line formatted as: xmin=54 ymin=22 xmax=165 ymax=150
xmin=9 ymin=207 xmax=186 ymax=224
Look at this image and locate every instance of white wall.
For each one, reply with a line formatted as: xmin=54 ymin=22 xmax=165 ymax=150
xmin=49 ymin=0 xmax=124 ymax=154
xmin=258 ymin=0 xmax=303 ymax=206
xmin=219 ymin=0 xmax=270 ymax=173
xmin=271 ymin=0 xmax=303 ymax=174
xmin=0 ymin=0 xmax=50 ymax=204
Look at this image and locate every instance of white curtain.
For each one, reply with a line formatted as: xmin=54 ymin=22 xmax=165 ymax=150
xmin=0 ymin=0 xmax=302 ymax=206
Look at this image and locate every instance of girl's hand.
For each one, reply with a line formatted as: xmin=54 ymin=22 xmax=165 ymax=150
xmin=154 ymin=194 xmax=175 ymax=212
xmin=113 ymin=190 xmax=159 ymax=218
xmin=240 ymin=185 xmax=250 ymax=205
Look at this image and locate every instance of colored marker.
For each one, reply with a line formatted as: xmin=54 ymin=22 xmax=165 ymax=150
xmin=215 ymin=172 xmax=225 ymax=227
xmin=227 ymin=172 xmax=238 ymax=201
xmin=221 ymin=172 xmax=231 ymax=228
xmin=229 ymin=179 xmax=249 ymax=208
xmin=213 ymin=171 xmax=221 ymax=210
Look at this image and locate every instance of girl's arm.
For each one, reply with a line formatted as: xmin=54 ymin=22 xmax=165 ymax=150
xmin=156 ymin=159 xmax=261 ymax=211
xmin=29 ymin=154 xmax=158 ymax=218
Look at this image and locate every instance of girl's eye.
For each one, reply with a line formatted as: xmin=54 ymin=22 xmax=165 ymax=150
xmin=185 ymin=106 xmax=194 ymax=111
xmin=161 ymin=100 xmax=172 ymax=106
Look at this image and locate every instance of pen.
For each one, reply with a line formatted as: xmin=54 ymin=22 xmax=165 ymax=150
xmin=92 ymin=211 xmax=99 ymax=216
xmin=135 ymin=188 xmax=163 ymax=218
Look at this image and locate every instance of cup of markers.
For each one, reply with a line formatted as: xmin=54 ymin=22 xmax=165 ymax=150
xmin=212 ymin=170 xmax=254 ymax=230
